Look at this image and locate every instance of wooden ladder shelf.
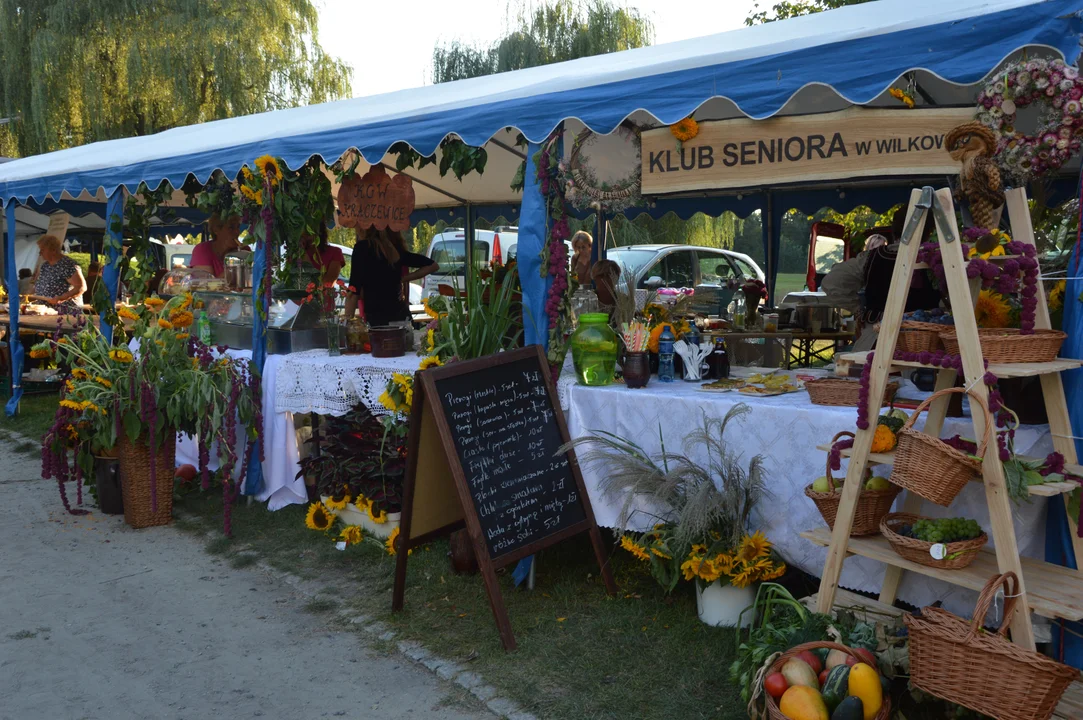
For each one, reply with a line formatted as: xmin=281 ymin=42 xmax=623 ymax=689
xmin=808 ymin=186 xmax=1083 ymax=650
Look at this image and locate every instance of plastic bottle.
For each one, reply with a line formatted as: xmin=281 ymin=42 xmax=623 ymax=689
xmin=685 ymin=323 xmax=700 ymax=346
xmin=197 ymin=310 xmax=213 ymax=344
xmin=657 ymin=324 xmax=676 ymax=383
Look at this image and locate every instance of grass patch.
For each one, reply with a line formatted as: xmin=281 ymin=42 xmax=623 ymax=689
xmin=174 ymin=491 xmax=743 ymax=720
xmin=7 ymin=630 xmax=37 ymax=640
xmin=0 ymin=392 xmax=60 ymax=442
xmin=204 ymin=536 xmax=232 ymax=556
xmin=302 ymin=597 xmax=339 ymax=614
xmin=229 ymin=553 xmax=258 ymax=569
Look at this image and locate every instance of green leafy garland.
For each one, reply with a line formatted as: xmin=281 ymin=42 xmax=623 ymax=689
xmin=389 ymin=136 xmax=488 ymax=180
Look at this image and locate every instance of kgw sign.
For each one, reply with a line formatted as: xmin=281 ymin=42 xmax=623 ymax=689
xmin=640 ymin=107 xmax=974 ymax=194
xmin=337 ymin=164 xmax=415 ymax=232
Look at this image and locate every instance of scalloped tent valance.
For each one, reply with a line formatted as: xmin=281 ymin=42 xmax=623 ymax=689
xmin=0 ymin=0 xmax=1081 ymax=206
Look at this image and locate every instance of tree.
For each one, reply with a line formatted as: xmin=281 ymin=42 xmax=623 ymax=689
xmin=0 ymin=0 xmax=352 ymax=157
xmin=745 ymin=0 xmax=871 ymax=25
xmin=432 ymin=0 xmax=654 ymax=83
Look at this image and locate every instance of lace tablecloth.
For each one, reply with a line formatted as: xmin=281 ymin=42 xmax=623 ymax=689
xmin=562 ymin=371 xmax=1054 ymax=618
xmin=274 ymin=349 xmax=422 ymax=416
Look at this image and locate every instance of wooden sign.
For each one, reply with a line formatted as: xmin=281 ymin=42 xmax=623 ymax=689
xmin=337 ymin=165 xmax=415 ymax=232
xmin=640 ymin=107 xmax=975 ymax=195
xmin=392 ymin=346 xmax=616 ymax=650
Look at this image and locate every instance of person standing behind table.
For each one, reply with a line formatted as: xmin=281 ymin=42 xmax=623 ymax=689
xmin=29 ymin=233 xmax=87 ymax=316
xmin=300 ymin=224 xmax=344 ymax=287
xmin=344 ymin=228 xmax=439 ymax=327
xmin=189 ymin=212 xmax=244 ymax=278
xmin=571 ymin=231 xmax=593 ymax=283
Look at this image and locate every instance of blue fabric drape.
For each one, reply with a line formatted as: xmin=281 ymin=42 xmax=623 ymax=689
xmin=4 ymin=200 xmax=22 ymax=416
xmin=101 ymin=190 xmax=124 ymax=345
xmin=519 ymin=142 xmax=550 ymax=347
xmin=244 ymin=232 xmax=267 ymax=496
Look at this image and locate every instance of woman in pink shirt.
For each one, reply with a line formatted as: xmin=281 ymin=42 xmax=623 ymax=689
xmin=301 ymin=224 xmax=344 ymax=286
xmin=190 ymin=213 xmax=243 ymax=278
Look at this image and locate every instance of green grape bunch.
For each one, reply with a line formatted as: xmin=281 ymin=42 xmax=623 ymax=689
xmin=902 ymin=517 xmax=983 ymax=543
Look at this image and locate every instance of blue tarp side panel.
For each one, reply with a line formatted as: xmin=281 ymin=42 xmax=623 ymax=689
xmin=519 ymin=143 xmax=549 ymax=348
xmin=5 ymin=200 xmax=22 ymax=416
xmin=101 ymin=190 xmax=123 ymax=345
xmin=3 ymin=0 xmax=1082 ymax=204
xmin=1049 ymin=193 xmax=1083 ymax=669
xmin=244 ymin=231 xmax=267 ymax=497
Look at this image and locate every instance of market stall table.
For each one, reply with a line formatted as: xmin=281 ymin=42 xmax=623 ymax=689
xmin=559 ymin=368 xmax=1056 ymax=619
xmin=273 ymin=349 xmax=422 ymax=416
xmin=789 ymin=329 xmax=854 ymax=368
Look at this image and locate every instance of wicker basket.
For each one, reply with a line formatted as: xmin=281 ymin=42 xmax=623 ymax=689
xmin=939 ymin=328 xmax=1066 ymax=364
xmin=805 ymin=431 xmax=901 ymax=536
xmin=806 ymin=378 xmax=900 ymax=407
xmin=897 ymin=321 xmax=947 ymax=354
xmin=906 ymin=573 xmax=1080 ymax=720
xmin=117 ymin=431 xmax=176 ymax=529
xmin=889 ymin=388 xmax=989 ymax=506
xmin=880 ymin=512 xmax=987 ymax=569
xmin=763 ymin=641 xmax=891 ymax=720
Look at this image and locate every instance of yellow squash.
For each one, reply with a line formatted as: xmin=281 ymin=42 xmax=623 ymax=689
xmin=778 ymin=686 xmax=828 ymax=720
xmin=847 ymin=663 xmax=883 ymax=720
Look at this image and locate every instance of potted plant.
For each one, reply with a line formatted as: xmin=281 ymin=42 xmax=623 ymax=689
xmin=568 ymin=404 xmax=785 ymax=625
xmin=44 ymin=293 xmax=258 ymax=532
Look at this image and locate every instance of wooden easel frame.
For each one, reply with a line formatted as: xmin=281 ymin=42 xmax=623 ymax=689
xmin=391 ymin=345 xmax=617 ymax=651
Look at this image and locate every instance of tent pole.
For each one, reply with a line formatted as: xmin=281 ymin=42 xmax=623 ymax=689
xmin=245 ymin=202 xmax=269 ymax=497
xmin=464 ymin=203 xmax=475 ymax=291
xmin=5 ymin=199 xmax=23 ymax=416
xmin=764 ymin=193 xmax=776 ymax=306
xmin=101 ymin=189 xmax=124 ymax=345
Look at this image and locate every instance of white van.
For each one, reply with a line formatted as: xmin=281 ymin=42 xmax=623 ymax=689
xmin=422 ymin=227 xmax=518 ymax=297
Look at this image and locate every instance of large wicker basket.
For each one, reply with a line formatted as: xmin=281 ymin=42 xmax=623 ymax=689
xmin=805 ymin=431 xmax=900 ymax=536
xmin=762 ymin=641 xmax=891 ymax=720
xmin=880 ymin=512 xmax=987 ymax=569
xmin=117 ymin=431 xmax=176 ymax=529
xmin=939 ymin=328 xmax=1066 ymax=364
xmin=889 ymin=388 xmax=989 ymax=506
xmin=806 ymin=378 xmax=899 ymax=407
xmin=897 ymin=320 xmax=947 ymax=354
xmin=906 ymin=573 xmax=1079 ymax=720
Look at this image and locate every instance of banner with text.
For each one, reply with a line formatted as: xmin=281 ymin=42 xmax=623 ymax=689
xmin=640 ymin=108 xmax=974 ymax=194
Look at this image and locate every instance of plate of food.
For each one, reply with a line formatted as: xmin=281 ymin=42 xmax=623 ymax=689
xmin=737 ymin=381 xmax=804 ymax=396
xmin=698 ymin=378 xmax=748 ymax=392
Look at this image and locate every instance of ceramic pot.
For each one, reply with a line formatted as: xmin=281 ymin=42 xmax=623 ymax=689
xmin=623 ymin=352 xmax=650 ymax=389
xmin=695 ymin=580 xmax=756 ymax=627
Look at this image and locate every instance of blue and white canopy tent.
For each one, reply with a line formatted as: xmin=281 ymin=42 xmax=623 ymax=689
xmin=1 ymin=0 xmax=1081 ymax=503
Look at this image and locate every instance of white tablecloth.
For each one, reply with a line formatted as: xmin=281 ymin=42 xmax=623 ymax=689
xmin=274 ymin=349 xmax=422 ymax=416
xmin=563 ymin=370 xmax=1054 ymax=617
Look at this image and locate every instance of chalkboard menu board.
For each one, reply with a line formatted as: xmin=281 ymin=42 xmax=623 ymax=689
xmin=433 ymin=354 xmax=587 ymax=559
xmin=392 ymin=346 xmax=616 ymax=651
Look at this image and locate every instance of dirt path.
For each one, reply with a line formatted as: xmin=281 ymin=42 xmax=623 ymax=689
xmin=0 ymin=444 xmax=493 ymax=720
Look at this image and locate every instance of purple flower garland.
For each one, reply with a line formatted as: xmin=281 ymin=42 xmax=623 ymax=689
xmin=535 ymin=136 xmax=576 ymax=380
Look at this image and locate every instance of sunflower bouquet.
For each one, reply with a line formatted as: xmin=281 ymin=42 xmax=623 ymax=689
xmin=619 ymin=526 xmax=785 ymax=591
xmin=43 ymin=293 xmax=258 ymax=533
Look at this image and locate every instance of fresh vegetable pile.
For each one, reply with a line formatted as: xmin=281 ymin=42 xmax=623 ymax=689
xmin=898 ymin=517 xmax=983 ymax=543
xmin=765 ymin=647 xmax=886 ymax=720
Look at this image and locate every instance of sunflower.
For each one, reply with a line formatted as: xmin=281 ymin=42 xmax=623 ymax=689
xmin=650 ymin=545 xmax=672 ymax=560
xmin=241 ymin=166 xmax=256 ymax=183
xmin=354 ymin=495 xmax=371 ymax=513
xmin=60 ymin=399 xmax=84 ymax=411
xmin=304 ymin=502 xmax=334 ymax=532
xmin=57 ymin=337 xmax=70 ymax=345
xmin=385 ymin=526 xmax=403 ymax=555
xmin=255 ymin=155 xmax=282 ymax=185
xmin=157 ymin=318 xmax=174 ymax=330
xmin=714 ymin=553 xmax=736 ymax=575
xmin=29 ymin=348 xmax=51 ymax=359
xmin=118 ymin=306 xmax=140 ymax=321
xmin=974 ymin=289 xmax=1012 ymax=329
xmin=968 ymin=243 xmax=1007 ymax=260
xmin=325 ymin=493 xmax=351 ymax=511
xmin=669 ymin=117 xmax=700 ymax=143
xmin=739 ymin=531 xmax=772 ymax=562
xmin=619 ymin=535 xmax=650 ymax=562
xmin=64 ymin=379 xmax=75 ymax=393
xmin=426 ymin=328 xmax=435 ymax=353
xmin=170 ymin=310 xmax=194 ymax=328
xmin=378 ymin=391 xmax=397 ymax=412
xmin=1049 ymin=279 xmax=1067 ymax=312
xmin=179 ymin=293 xmax=193 ymax=311
xmin=690 ymin=543 xmax=707 ymax=555
xmin=93 ymin=376 xmax=112 ymax=388
xmin=889 ymin=87 xmax=915 ymax=108
xmin=367 ymin=504 xmax=388 ymax=524
xmin=697 ymin=558 xmax=721 ymax=583
xmin=340 ymin=525 xmax=363 ymax=545
xmin=109 ymin=348 xmax=134 ymax=363
xmin=763 ymin=562 xmax=787 ymax=581
xmin=71 ymin=368 xmax=89 ymax=380
xmin=83 ymin=402 xmax=102 ymax=414
xmin=681 ymin=555 xmax=703 ymax=581
xmin=239 ymin=184 xmax=263 ymax=205
xmin=730 ymin=564 xmax=755 ymax=589
xmin=419 ymin=355 xmax=442 ymax=371
xmin=176 ymin=333 xmax=190 ymax=341
xmin=422 ymin=297 xmax=440 ymax=319
xmin=144 ymin=297 xmax=165 ymax=311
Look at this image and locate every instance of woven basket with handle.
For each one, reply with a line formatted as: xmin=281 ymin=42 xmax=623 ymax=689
xmin=117 ymin=431 xmax=176 ymax=529
xmin=805 ymin=431 xmax=900 ymax=536
xmin=897 ymin=320 xmax=946 ymax=354
xmin=762 ymin=641 xmax=891 ymax=720
xmin=889 ymin=387 xmax=990 ymax=506
xmin=906 ymin=572 xmax=1079 ymax=720
xmin=880 ymin=512 xmax=987 ymax=569
xmin=939 ymin=328 xmax=1066 ymax=364
xmin=806 ymin=378 xmax=899 ymax=407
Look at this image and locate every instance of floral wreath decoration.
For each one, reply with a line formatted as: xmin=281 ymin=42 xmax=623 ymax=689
xmin=560 ymin=124 xmax=644 ymax=214
xmin=977 ymin=57 xmax=1083 ymax=182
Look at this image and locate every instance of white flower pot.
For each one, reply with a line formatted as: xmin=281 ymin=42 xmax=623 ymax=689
xmin=695 ymin=580 xmax=756 ymax=627
xmin=321 ymin=496 xmax=400 ymax=539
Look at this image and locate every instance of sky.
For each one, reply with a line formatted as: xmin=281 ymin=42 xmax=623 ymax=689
xmin=316 ymin=0 xmax=757 ymax=98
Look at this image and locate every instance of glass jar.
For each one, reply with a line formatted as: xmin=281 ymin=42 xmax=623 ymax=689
xmin=325 ymin=317 xmax=343 ymax=357
xmin=729 ymin=293 xmax=746 ymax=330
xmin=570 ymin=313 xmax=617 ymax=386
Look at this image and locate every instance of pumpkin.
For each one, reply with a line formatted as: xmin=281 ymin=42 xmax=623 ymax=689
xmin=870 ymin=425 xmax=897 ymax=453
